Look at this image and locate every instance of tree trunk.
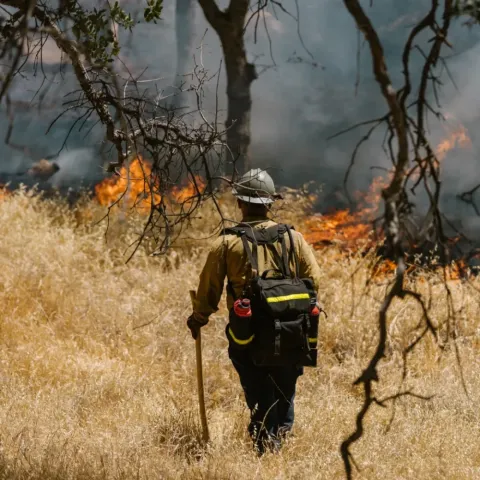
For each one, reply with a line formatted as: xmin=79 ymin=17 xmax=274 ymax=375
xmin=221 ymin=30 xmax=256 ymax=177
xmin=173 ymin=0 xmax=196 ymax=109
xmin=197 ymin=0 xmax=255 ymax=179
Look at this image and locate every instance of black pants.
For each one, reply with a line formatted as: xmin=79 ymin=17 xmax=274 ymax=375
xmin=229 ymin=347 xmax=303 ymax=452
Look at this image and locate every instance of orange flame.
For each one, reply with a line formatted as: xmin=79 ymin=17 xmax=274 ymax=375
xmin=304 ymin=116 xmax=473 ymax=277
xmin=95 ymin=156 xmax=160 ymax=213
xmin=304 ymin=175 xmax=389 ymax=248
xmin=94 ymin=156 xmax=205 ymax=213
xmin=436 ymin=119 xmax=472 ymax=162
xmin=305 ymin=117 xmax=472 ymax=251
xmin=371 ymin=259 xmax=397 ymax=278
xmin=171 ymin=176 xmax=206 ymax=204
xmin=444 ymin=259 xmax=469 ymax=281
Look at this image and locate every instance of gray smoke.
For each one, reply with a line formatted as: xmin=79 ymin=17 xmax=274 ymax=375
xmin=1 ymin=0 xmax=480 ymax=237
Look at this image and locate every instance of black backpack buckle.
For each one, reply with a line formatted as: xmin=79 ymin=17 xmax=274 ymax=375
xmin=274 ymin=319 xmax=281 ymax=356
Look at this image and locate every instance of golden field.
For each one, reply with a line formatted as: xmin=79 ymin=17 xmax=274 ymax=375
xmin=0 ymin=188 xmax=479 ymax=479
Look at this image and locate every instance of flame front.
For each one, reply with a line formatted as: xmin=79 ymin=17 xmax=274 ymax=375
xmin=95 ymin=156 xmax=160 ymax=213
xmin=90 ymin=127 xmax=473 ymax=279
xmin=436 ymin=119 xmax=472 ymax=162
xmin=303 ymin=116 xmax=473 ymax=278
xmin=94 ymin=156 xmax=206 ymax=213
xmin=304 ymin=175 xmax=389 ymax=248
xmin=171 ymin=176 xmax=206 ymax=204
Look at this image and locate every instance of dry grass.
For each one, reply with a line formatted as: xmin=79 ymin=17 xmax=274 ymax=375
xmin=0 ymin=189 xmax=479 ymax=479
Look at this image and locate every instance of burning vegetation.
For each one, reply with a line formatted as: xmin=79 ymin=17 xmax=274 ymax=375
xmin=0 ymin=118 xmax=478 ymax=280
xmin=94 ymin=156 xmax=206 ymax=213
xmin=303 ymin=175 xmax=388 ymax=249
xmin=95 ymin=156 xmax=161 ymax=213
xmin=305 ymin=117 xmax=473 ymax=250
xmin=301 ymin=117 xmax=479 ymax=280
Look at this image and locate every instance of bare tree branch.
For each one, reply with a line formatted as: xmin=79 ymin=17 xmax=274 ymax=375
xmin=339 ymin=1 xmax=456 ymax=478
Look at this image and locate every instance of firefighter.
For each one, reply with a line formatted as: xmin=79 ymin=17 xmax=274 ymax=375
xmin=187 ymin=168 xmax=322 ymax=454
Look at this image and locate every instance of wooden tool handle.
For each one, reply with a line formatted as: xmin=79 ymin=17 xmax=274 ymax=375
xmin=189 ymin=290 xmax=209 ymax=443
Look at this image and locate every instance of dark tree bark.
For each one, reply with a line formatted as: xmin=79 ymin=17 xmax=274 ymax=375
xmin=198 ymin=0 xmax=257 ymax=177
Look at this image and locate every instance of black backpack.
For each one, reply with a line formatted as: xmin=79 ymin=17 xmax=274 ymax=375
xmin=222 ymin=223 xmax=319 ymax=367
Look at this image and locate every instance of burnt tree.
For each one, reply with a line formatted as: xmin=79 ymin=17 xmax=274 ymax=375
xmin=198 ymin=0 xmax=257 ymax=177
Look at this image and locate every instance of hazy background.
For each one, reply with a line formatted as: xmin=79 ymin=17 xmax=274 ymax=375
xmin=1 ymin=0 xmax=480 ymax=232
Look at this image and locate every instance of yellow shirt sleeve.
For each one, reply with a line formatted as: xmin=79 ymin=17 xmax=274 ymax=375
xmin=297 ymin=232 xmax=322 ymax=292
xmin=193 ymin=237 xmax=228 ymax=321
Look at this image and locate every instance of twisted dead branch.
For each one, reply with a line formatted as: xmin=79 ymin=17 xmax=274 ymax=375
xmin=340 ymin=1 xmax=459 ymax=478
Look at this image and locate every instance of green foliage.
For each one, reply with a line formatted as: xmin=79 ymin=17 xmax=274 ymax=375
xmin=67 ymin=0 xmax=163 ymax=66
xmin=144 ymin=0 xmax=163 ymax=24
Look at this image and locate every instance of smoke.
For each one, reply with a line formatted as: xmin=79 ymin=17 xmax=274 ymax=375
xmin=50 ymin=148 xmax=105 ymax=189
xmin=1 ymin=0 xmax=480 ymax=235
xmin=154 ymin=1 xmax=480 ymax=194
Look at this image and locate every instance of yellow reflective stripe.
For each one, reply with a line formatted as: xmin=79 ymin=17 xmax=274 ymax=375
xmin=308 ymin=337 xmax=317 ymax=343
xmin=266 ymin=293 xmax=310 ymax=303
xmin=228 ymin=327 xmax=255 ymax=346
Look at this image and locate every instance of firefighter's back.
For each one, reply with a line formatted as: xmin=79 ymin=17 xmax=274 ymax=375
xmin=221 ymin=219 xmax=320 ymax=310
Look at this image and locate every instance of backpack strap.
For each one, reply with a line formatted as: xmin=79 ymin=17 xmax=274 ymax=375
xmin=285 ymin=225 xmax=300 ymax=278
xmin=239 ymin=231 xmax=259 ymax=277
xmin=266 ymin=243 xmax=288 ymax=277
xmin=221 ymin=225 xmax=258 ymax=291
xmin=278 ymin=230 xmax=291 ymax=278
xmin=221 ymin=223 xmax=298 ymax=279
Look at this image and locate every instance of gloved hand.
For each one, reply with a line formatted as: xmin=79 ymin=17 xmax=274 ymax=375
xmin=187 ymin=313 xmax=208 ymax=340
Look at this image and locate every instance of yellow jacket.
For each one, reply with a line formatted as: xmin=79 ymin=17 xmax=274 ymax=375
xmin=193 ymin=216 xmax=321 ymax=321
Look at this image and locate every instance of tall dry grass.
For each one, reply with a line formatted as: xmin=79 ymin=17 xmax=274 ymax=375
xmin=0 ymin=188 xmax=479 ymax=479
